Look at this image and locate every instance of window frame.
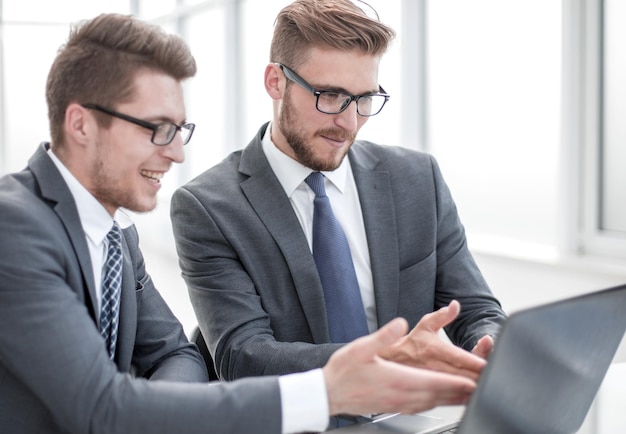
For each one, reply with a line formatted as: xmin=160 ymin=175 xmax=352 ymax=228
xmin=578 ymin=0 xmax=626 ymax=262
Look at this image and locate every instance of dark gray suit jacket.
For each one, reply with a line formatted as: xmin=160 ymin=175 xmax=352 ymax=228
xmin=0 ymin=143 xmax=282 ymax=434
xmin=172 ymin=123 xmax=506 ymax=381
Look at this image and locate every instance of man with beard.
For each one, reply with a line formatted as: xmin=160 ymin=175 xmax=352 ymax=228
xmin=0 ymin=12 xmax=480 ymax=434
xmin=171 ymin=0 xmax=506 ymax=409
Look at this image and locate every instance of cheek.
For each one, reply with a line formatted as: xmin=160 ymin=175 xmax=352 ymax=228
xmin=286 ymin=92 xmax=322 ymax=125
xmin=106 ymin=154 xmax=142 ymax=188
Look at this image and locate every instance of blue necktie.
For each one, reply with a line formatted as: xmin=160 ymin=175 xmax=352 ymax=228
xmin=100 ymin=222 xmax=123 ymax=360
xmin=305 ymin=172 xmax=369 ymax=343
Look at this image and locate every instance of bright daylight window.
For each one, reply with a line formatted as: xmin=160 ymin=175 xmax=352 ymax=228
xmin=2 ymin=1 xmax=626 ymax=332
xmin=427 ymin=0 xmax=563 ymax=262
xmin=600 ymin=0 xmax=626 ymax=236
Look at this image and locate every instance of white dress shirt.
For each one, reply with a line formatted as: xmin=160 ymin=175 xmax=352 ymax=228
xmin=261 ymin=123 xmax=377 ymax=331
xmin=262 ymin=123 xmax=382 ymax=431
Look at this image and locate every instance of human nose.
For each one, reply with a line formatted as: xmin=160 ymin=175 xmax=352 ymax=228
xmin=161 ymin=133 xmax=185 ymax=163
xmin=333 ymin=100 xmax=360 ymax=132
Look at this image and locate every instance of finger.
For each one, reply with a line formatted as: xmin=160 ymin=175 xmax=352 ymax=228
xmin=413 ymin=335 xmax=487 ymax=377
xmin=383 ymin=367 xmax=477 ymax=413
xmin=421 ymin=346 xmax=486 ymax=380
xmin=419 ymin=373 xmax=476 ymax=405
xmin=346 ymin=317 xmax=409 ymax=361
xmin=444 ymin=341 xmax=487 ymax=371
xmin=424 ymin=360 xmax=483 ymax=381
xmin=472 ymin=335 xmax=494 ymax=359
xmin=417 ymin=300 xmax=461 ymax=333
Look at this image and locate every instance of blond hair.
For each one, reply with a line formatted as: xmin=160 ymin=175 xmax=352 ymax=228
xmin=270 ymin=0 xmax=395 ymax=69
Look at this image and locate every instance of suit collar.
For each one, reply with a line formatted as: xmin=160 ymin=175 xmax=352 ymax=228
xmin=47 ymin=148 xmax=114 ymax=247
xmin=260 ymin=121 xmax=351 ymax=195
xmin=30 ymin=143 xmax=138 ymax=366
xmin=260 ymin=122 xmax=309 ymax=197
xmin=348 ymin=146 xmax=401 ymax=327
xmin=239 ymin=125 xmax=331 ymax=342
xmin=115 ymin=229 xmax=137 ymax=370
xmin=28 ymin=143 xmax=99 ymax=321
xmin=240 ymin=126 xmax=402 ymax=335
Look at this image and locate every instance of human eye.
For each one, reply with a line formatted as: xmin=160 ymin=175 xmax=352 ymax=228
xmin=153 ymin=122 xmax=178 ymax=145
xmin=318 ymin=91 xmax=346 ymax=103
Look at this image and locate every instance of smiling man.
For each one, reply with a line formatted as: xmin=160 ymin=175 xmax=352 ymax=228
xmin=0 ymin=12 xmax=480 ymax=434
xmin=171 ymin=0 xmax=506 ymax=407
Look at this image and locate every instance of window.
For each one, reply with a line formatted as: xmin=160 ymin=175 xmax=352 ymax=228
xmin=0 ymin=0 xmax=130 ymax=173
xmin=2 ymin=0 xmax=625 ymax=276
xmin=578 ymin=0 xmax=626 ymax=262
xmin=427 ymin=0 xmax=563 ymax=261
xmin=600 ymin=0 xmax=626 ymax=235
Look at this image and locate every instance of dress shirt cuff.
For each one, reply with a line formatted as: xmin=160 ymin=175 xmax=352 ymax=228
xmin=279 ymin=368 xmax=329 ymax=434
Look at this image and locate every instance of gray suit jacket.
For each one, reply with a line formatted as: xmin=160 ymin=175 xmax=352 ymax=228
xmin=0 ymin=143 xmax=282 ymax=434
xmin=172 ymin=123 xmax=506 ymax=381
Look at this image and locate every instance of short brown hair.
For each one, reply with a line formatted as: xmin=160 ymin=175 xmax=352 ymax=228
xmin=270 ymin=0 xmax=396 ymax=69
xmin=46 ymin=13 xmax=196 ymax=147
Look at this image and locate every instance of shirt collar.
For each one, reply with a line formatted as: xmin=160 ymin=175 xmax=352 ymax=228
xmin=261 ymin=122 xmax=350 ymax=196
xmin=47 ymin=148 xmax=133 ymax=245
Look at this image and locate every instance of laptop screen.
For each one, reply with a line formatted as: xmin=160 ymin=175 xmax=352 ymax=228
xmin=458 ymin=284 xmax=626 ymax=434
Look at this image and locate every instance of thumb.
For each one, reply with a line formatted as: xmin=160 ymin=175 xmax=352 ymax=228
xmin=347 ymin=317 xmax=409 ymax=361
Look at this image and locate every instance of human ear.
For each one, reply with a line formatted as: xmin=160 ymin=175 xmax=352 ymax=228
xmin=264 ymin=63 xmax=285 ymax=100
xmin=64 ymin=103 xmax=93 ymax=146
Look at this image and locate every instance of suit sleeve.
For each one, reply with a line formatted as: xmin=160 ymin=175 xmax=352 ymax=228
xmin=171 ymin=185 xmax=341 ymax=380
xmin=427 ymin=155 xmax=506 ymax=350
xmin=0 ymin=186 xmax=283 ymax=434
xmin=121 ymin=224 xmax=209 ymax=382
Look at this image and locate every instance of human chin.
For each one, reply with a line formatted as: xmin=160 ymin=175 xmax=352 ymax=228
xmin=108 ymin=181 xmax=159 ymax=214
xmin=129 ymin=185 xmax=160 ymax=213
xmin=311 ymin=133 xmax=351 ymax=170
xmin=295 ymin=143 xmax=346 ymax=172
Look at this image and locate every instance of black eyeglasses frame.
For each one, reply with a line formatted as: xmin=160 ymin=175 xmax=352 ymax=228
xmin=81 ymin=103 xmax=195 ymax=146
xmin=277 ymin=63 xmax=390 ymax=117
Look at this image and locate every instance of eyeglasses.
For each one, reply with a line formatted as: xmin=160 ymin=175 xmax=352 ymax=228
xmin=81 ymin=103 xmax=195 ymax=146
xmin=277 ymin=63 xmax=390 ymax=117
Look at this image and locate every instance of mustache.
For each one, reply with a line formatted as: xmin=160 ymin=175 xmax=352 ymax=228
xmin=316 ymin=127 xmax=356 ymax=143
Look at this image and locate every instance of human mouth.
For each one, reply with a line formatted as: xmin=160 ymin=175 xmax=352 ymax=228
xmin=140 ymin=170 xmax=164 ymax=184
xmin=320 ymin=134 xmax=349 ymax=149
xmin=318 ymin=129 xmax=355 ymax=149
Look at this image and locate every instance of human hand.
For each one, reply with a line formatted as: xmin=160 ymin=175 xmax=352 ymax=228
xmin=471 ymin=335 xmax=494 ymax=359
xmin=322 ymin=317 xmax=476 ymax=417
xmin=377 ymin=300 xmax=487 ymax=380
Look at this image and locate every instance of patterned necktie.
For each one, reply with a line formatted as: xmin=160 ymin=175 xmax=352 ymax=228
xmin=100 ymin=222 xmax=123 ymax=360
xmin=305 ymin=172 xmax=369 ymax=343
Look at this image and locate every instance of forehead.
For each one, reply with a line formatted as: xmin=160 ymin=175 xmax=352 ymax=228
xmin=121 ymin=69 xmax=186 ymax=120
xmin=298 ymin=47 xmax=381 ymax=92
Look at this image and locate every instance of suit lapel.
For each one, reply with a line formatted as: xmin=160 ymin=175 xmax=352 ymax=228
xmin=28 ymin=143 xmax=99 ymax=319
xmin=115 ymin=232 xmax=137 ymax=370
xmin=239 ymin=126 xmax=331 ymax=342
xmin=349 ymin=146 xmax=400 ymax=327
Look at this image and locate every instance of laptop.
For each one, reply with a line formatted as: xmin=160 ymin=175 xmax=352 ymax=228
xmin=331 ymin=284 xmax=626 ymax=434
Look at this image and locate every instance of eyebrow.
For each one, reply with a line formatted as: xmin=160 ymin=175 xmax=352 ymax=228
xmin=145 ymin=114 xmax=188 ymax=125
xmin=315 ymin=83 xmax=381 ymax=95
